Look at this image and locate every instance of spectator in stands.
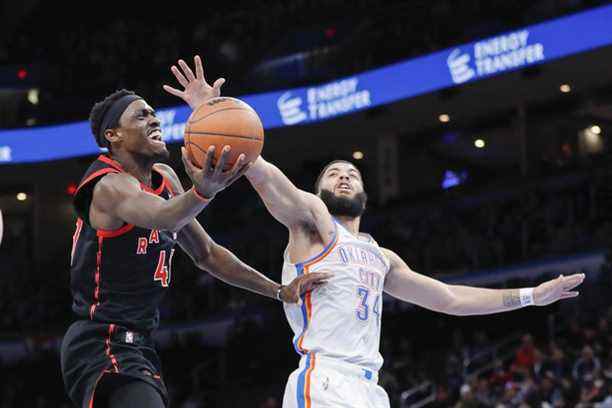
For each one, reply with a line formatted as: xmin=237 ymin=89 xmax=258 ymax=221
xmin=515 ymin=334 xmax=538 ymax=371
xmin=454 ymin=383 xmax=485 ymax=408
xmin=573 ymin=346 xmax=602 ymax=385
xmin=535 ymin=374 xmax=563 ymax=406
xmin=543 ymin=343 xmax=570 ymax=379
xmin=473 ymin=377 xmax=494 ymax=406
xmin=577 ymin=376 xmax=605 ymax=407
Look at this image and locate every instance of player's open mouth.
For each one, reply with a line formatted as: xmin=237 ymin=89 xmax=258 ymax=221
xmin=148 ymin=129 xmax=162 ymax=140
xmin=148 ymin=129 xmax=165 ymax=145
xmin=337 ymin=183 xmax=352 ymax=193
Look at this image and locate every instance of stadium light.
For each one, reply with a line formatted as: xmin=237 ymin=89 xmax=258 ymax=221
xmin=27 ymin=89 xmax=39 ymax=105
xmin=560 ymin=84 xmax=571 ymax=93
xmin=352 ymin=151 xmax=364 ymax=160
xmin=438 ymin=114 xmax=450 ymax=123
xmin=66 ymin=183 xmax=78 ymax=196
xmin=16 ymin=192 xmax=27 ymax=201
xmin=17 ymin=68 xmax=27 ymax=80
xmin=474 ymin=139 xmax=485 ymax=148
xmin=590 ymin=125 xmax=601 ymax=135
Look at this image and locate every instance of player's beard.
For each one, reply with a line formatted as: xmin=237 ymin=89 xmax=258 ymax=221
xmin=319 ymin=188 xmax=367 ymax=218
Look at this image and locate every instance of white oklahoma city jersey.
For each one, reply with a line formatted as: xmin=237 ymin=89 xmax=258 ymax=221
xmin=282 ymin=220 xmax=390 ymax=372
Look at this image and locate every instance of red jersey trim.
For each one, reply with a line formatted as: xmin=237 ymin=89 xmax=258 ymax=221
xmin=97 ymin=155 xmax=124 ymax=172
xmin=75 ymin=168 xmax=119 ymax=195
xmin=96 ymin=223 xmax=135 ymax=238
xmin=141 ymin=167 xmax=167 ymax=195
xmin=89 ymin=236 xmax=104 ymax=320
xmin=105 ymin=324 xmax=120 ymax=373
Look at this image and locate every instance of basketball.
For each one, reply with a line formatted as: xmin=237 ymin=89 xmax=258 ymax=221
xmin=184 ymin=97 xmax=264 ymax=170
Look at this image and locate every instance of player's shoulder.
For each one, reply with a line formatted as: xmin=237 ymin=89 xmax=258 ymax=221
xmin=378 ymin=246 xmax=396 ymax=260
xmin=153 ymin=163 xmax=184 ymax=193
xmin=93 ymin=172 xmax=140 ymax=198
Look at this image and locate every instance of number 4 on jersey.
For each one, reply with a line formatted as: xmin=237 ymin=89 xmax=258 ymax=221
xmin=154 ymin=249 xmax=175 ymax=287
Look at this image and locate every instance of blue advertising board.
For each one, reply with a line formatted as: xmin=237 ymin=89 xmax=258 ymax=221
xmin=1 ymin=5 xmax=612 ymax=164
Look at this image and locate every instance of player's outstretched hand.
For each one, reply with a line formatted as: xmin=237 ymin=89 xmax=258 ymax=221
xmin=181 ymin=146 xmax=250 ymax=199
xmin=163 ymin=55 xmax=225 ymax=110
xmin=534 ymin=273 xmax=585 ymax=306
xmin=280 ymin=272 xmax=333 ymax=303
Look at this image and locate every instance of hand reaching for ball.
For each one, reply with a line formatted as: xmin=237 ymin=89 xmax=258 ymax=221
xmin=163 ymin=55 xmax=225 ymax=110
xmin=181 ymin=145 xmax=250 ymax=199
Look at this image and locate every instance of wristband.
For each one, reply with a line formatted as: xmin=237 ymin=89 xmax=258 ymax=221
xmin=191 ymin=187 xmax=212 ymax=203
xmin=276 ymin=285 xmax=285 ymax=302
xmin=519 ymin=288 xmax=535 ymax=306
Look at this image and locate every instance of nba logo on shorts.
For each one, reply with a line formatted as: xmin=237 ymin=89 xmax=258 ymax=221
xmin=125 ymin=331 xmax=134 ymax=344
xmin=447 ymin=49 xmax=476 ymax=84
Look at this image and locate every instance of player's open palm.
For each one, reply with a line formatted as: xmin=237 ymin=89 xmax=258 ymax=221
xmin=163 ymin=55 xmax=225 ymax=110
xmin=281 ymin=272 xmax=333 ymax=303
xmin=181 ymin=146 xmax=249 ymax=199
xmin=533 ymin=273 xmax=585 ymax=306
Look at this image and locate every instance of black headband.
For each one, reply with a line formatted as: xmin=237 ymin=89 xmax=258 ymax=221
xmin=98 ymin=94 xmax=143 ymax=148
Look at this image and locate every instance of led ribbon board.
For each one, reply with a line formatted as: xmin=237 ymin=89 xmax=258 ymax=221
xmin=1 ymin=5 xmax=612 ymax=164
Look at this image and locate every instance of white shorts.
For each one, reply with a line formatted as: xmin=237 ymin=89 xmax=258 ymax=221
xmin=282 ymin=353 xmax=390 ymax=408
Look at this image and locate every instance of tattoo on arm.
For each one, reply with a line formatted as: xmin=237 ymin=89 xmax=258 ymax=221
xmin=502 ymin=290 xmax=521 ymax=307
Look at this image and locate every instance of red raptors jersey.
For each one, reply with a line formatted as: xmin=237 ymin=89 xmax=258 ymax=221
xmin=70 ymin=155 xmax=177 ymax=331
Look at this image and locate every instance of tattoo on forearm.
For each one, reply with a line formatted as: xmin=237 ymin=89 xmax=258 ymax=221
xmin=502 ymin=290 xmax=521 ymax=307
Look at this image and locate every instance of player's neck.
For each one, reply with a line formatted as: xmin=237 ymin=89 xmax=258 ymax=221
xmin=110 ymin=151 xmax=154 ymax=187
xmin=335 ymin=215 xmax=361 ymax=235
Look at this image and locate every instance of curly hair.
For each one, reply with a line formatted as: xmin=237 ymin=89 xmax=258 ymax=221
xmin=88 ymin=89 xmax=136 ymax=148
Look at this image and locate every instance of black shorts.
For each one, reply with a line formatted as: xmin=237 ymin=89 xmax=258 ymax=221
xmin=60 ymin=320 xmax=168 ymax=408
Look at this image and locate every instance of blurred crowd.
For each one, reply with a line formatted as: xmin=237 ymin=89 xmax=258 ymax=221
xmin=380 ymin=170 xmax=610 ymax=276
xmin=420 ymin=269 xmax=612 ymax=407
xmin=2 ymin=265 xmax=611 ymax=407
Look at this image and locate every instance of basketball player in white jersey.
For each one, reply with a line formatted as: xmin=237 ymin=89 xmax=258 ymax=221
xmin=245 ymin=158 xmax=584 ymax=408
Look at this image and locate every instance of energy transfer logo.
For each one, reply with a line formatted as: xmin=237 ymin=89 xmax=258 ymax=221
xmin=277 ymin=78 xmax=371 ymax=126
xmin=277 ymin=92 xmax=308 ymax=125
xmin=447 ymin=49 xmax=476 ymax=84
xmin=0 ymin=146 xmax=12 ymax=162
xmin=447 ymin=30 xmax=545 ymax=84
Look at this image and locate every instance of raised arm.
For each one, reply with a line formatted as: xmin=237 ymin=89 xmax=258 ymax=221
xmin=162 ymin=56 xmax=334 ymax=240
xmin=245 ymin=156 xmax=333 ymax=232
xmin=92 ymin=173 xmax=209 ymax=232
xmin=382 ymin=248 xmax=585 ymax=316
xmin=92 ymin=146 xmax=246 ymax=232
xmin=154 ymin=163 xmax=330 ymax=302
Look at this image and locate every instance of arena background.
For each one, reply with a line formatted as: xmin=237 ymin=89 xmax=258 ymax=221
xmin=1 ymin=1 xmax=612 ymax=406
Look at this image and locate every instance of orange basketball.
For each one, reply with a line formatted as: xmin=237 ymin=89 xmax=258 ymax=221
xmin=184 ymin=97 xmax=264 ymax=170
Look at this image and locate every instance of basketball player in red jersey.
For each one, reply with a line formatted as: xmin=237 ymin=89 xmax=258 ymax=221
xmin=61 ymin=56 xmax=330 ymax=408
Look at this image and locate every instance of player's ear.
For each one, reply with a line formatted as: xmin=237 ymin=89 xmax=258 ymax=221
xmin=104 ymin=129 xmax=121 ymax=146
